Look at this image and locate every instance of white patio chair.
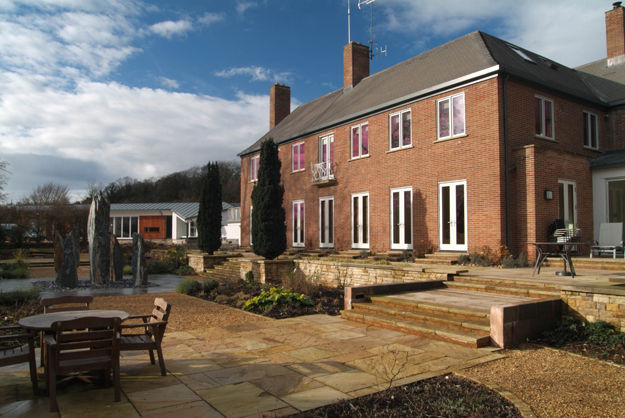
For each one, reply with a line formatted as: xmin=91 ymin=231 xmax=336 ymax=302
xmin=590 ymin=222 xmax=624 ymax=258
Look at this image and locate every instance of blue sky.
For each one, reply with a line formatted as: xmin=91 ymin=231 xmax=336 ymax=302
xmin=0 ymin=0 xmax=610 ymax=202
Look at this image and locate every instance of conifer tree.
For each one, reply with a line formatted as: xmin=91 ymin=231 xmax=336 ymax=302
xmin=251 ymin=139 xmax=286 ymax=259
xmin=197 ymin=162 xmax=222 ymax=254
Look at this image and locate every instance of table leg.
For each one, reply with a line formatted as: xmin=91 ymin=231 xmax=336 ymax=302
xmin=532 ymin=247 xmax=546 ymax=277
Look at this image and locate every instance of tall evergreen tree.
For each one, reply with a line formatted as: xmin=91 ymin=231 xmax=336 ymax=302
xmin=251 ymin=139 xmax=286 ymax=259
xmin=197 ymin=162 xmax=222 ymax=254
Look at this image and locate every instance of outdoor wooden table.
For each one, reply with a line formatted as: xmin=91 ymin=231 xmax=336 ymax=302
xmin=19 ymin=310 xmax=129 ymax=331
xmin=528 ymin=241 xmax=580 ymax=278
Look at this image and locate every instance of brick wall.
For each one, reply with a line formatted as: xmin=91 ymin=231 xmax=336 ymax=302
xmin=606 ymin=4 xmax=625 ymax=59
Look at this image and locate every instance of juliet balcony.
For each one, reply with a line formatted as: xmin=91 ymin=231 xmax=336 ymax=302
xmin=311 ymin=162 xmax=336 ymax=186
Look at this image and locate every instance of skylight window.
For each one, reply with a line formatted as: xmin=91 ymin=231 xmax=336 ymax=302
xmin=510 ymin=46 xmax=535 ymax=63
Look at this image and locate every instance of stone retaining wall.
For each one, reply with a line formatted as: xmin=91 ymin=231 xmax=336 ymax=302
xmin=187 ymin=253 xmax=230 ymax=273
xmin=293 ymin=259 xmax=449 ymax=288
xmin=561 ymin=286 xmax=625 ymax=332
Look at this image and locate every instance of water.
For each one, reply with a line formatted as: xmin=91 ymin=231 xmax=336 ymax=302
xmin=0 ymin=274 xmax=186 ymax=297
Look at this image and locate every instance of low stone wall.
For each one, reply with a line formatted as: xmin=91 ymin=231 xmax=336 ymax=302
xmin=561 ymin=284 xmax=625 ymax=332
xmin=293 ymin=259 xmax=449 ymax=288
xmin=187 ymin=253 xmax=230 ymax=273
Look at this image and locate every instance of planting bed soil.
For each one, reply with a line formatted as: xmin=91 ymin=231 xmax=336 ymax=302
xmin=291 ymin=374 xmax=521 ymax=418
xmin=547 ymin=341 xmax=625 ymax=364
xmin=199 ymin=276 xmax=344 ymax=319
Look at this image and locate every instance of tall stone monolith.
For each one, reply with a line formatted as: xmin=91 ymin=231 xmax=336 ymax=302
xmin=132 ymin=233 xmax=148 ymax=286
xmin=110 ymin=233 xmax=123 ymax=282
xmin=54 ymin=232 xmax=63 ymax=281
xmin=87 ymin=193 xmax=110 ymax=284
xmin=57 ymin=232 xmax=79 ymax=288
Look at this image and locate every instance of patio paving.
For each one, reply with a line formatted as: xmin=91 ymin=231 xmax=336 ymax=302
xmin=0 ymin=314 xmax=502 ymax=417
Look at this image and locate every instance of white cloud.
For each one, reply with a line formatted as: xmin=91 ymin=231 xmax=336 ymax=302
xmin=376 ymin=0 xmax=607 ymax=66
xmin=149 ymin=19 xmax=193 ymax=39
xmin=198 ymin=12 xmax=224 ymax=26
xmin=159 ymin=77 xmax=179 ymax=89
xmin=215 ymin=66 xmax=292 ymax=83
xmin=236 ymin=1 xmax=257 ymax=15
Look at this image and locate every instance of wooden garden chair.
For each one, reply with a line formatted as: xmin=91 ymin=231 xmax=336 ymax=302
xmin=44 ymin=316 xmax=121 ymax=412
xmin=119 ymin=297 xmax=171 ymax=376
xmin=0 ymin=325 xmax=38 ymax=395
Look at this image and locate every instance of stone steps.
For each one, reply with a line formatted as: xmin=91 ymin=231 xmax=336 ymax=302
xmin=204 ymin=258 xmax=242 ymax=281
xmin=449 ymin=275 xmax=562 ymax=292
xmin=443 ymin=280 xmax=560 ymax=298
xmin=544 ymin=256 xmax=625 ymax=271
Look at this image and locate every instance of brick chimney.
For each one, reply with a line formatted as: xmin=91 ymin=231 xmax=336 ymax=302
xmin=343 ymin=42 xmax=370 ymax=89
xmin=606 ymin=1 xmax=625 ymax=66
xmin=269 ymin=83 xmax=290 ymax=129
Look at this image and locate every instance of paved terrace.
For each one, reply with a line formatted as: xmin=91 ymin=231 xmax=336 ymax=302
xmin=0 ymin=313 xmax=501 ymax=417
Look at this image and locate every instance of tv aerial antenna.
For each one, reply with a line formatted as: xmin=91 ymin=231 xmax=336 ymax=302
xmin=357 ymin=0 xmax=387 ymax=61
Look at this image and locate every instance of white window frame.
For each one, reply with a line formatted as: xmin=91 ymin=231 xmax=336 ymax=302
xmin=558 ymin=179 xmax=577 ymax=228
xmin=249 ymin=155 xmax=259 ymax=182
xmin=390 ymin=187 xmax=413 ymax=250
xmin=249 ymin=206 xmax=253 ymax=246
xmin=437 ymin=92 xmax=466 ymax=140
xmin=535 ymin=95 xmax=555 ymax=140
xmin=351 ymin=122 xmax=369 ymax=159
xmin=319 ymin=196 xmax=334 ymax=248
xmin=111 ymin=216 xmax=139 ymax=239
xmin=292 ymin=141 xmax=305 ymax=172
xmin=292 ymin=200 xmax=305 ymax=247
xmin=351 ymin=192 xmax=370 ymax=249
xmin=583 ymin=111 xmax=599 ymax=150
xmin=188 ymin=220 xmax=197 ymax=238
xmin=388 ymin=109 xmax=411 ymax=151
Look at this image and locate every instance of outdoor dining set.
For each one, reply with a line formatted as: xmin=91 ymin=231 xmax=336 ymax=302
xmin=0 ymin=295 xmax=171 ymax=412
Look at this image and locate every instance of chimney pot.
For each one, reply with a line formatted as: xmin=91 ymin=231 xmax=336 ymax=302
xmin=269 ymin=83 xmax=290 ymax=130
xmin=343 ymin=42 xmax=370 ymax=89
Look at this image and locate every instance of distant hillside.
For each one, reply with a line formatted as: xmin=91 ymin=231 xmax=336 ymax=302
xmin=93 ymin=160 xmax=240 ymax=204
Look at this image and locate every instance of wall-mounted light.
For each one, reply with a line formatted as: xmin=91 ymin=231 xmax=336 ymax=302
xmin=544 ymin=190 xmax=554 ymax=200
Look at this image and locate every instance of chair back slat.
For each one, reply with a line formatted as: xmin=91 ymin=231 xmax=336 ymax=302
xmin=42 ymin=296 xmax=93 ymax=313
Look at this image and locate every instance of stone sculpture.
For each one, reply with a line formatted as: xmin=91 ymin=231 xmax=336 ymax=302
xmin=132 ymin=232 xmax=148 ymax=286
xmin=87 ymin=193 xmax=110 ymax=284
xmin=55 ymin=230 xmax=79 ymax=288
xmin=110 ymin=233 xmax=123 ymax=282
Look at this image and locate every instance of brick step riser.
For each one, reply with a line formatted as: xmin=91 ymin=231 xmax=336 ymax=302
xmin=352 ymin=304 xmax=490 ymax=335
xmin=413 ymin=259 xmax=455 ymax=265
xmin=341 ymin=311 xmax=488 ymax=348
xmin=443 ymin=283 xmax=559 ymax=298
xmin=451 ymin=277 xmax=561 ymax=293
xmin=369 ymin=299 xmax=487 ymax=322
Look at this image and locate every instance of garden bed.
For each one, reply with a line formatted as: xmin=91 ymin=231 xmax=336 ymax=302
xmin=291 ymin=374 xmax=520 ymax=417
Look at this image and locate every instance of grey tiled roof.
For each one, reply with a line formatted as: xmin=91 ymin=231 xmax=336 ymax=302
xmin=240 ymin=30 xmax=625 ymax=156
xmin=590 ymin=149 xmax=625 ymax=169
xmin=110 ymin=202 xmax=236 ymax=220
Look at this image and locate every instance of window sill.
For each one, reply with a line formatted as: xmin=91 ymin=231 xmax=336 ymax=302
xmin=249 ymin=180 xmax=258 ymax=184
xmin=535 ymin=134 xmax=556 ymax=142
xmin=386 ymin=145 xmax=413 ymax=154
xmin=583 ymin=145 xmax=599 ymax=151
xmin=292 ymin=244 xmax=305 ymax=248
xmin=349 ymin=155 xmax=371 ymax=162
xmin=434 ymin=133 xmax=469 ymax=143
xmin=291 ymin=169 xmax=305 ymax=174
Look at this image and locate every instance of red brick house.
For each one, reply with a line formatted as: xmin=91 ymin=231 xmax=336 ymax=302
xmin=239 ymin=4 xmax=625 ymax=258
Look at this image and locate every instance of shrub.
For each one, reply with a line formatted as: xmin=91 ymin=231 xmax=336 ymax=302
xmin=167 ymin=245 xmax=187 ymax=268
xmin=176 ymin=278 xmax=202 ymax=295
xmin=202 ymin=278 xmax=219 ymax=293
xmin=281 ymin=271 xmax=318 ymax=296
xmin=0 ymin=287 xmax=40 ymax=305
xmin=122 ymin=265 xmax=133 ymax=275
xmin=177 ymin=265 xmax=196 ymax=276
xmin=0 ymin=262 xmax=29 ymax=278
xmin=242 ymin=287 xmax=313 ymax=312
xmin=539 ymin=316 xmax=625 ymax=347
xmin=147 ymin=260 xmax=173 ymax=274
xmin=501 ymin=252 xmax=529 ymax=269
xmin=244 ymin=270 xmax=254 ymax=284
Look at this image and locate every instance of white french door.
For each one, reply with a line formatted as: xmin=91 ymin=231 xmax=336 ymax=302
xmin=351 ymin=192 xmax=369 ymax=249
xmin=390 ymin=187 xmax=413 ymax=250
xmin=439 ymin=181 xmax=467 ymax=251
xmin=292 ymin=200 xmax=305 ymax=247
xmin=558 ymin=180 xmax=577 ymax=228
xmin=319 ymin=196 xmax=334 ymax=248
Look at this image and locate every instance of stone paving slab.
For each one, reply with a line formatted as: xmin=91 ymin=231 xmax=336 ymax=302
xmin=0 ymin=314 xmax=502 ymax=417
xmin=387 ymin=288 xmax=536 ymax=311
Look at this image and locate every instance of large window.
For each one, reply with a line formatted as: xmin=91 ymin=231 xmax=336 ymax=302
xmin=319 ymin=196 xmax=334 ymax=248
xmin=351 ymin=123 xmax=369 ymax=159
xmin=583 ymin=111 xmax=598 ymax=149
xmin=437 ymin=93 xmax=465 ymax=140
xmin=389 ymin=109 xmax=411 ymax=150
xmin=112 ymin=216 xmax=138 ymax=239
xmin=292 ymin=142 xmax=305 ymax=172
xmin=250 ymin=155 xmax=259 ymax=181
xmin=391 ymin=187 xmax=413 ymax=250
xmin=292 ymin=200 xmax=305 ymax=247
xmin=535 ymin=96 xmax=554 ymax=139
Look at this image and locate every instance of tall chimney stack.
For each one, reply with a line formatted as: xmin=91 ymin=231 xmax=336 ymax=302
xmin=343 ymin=42 xmax=370 ymax=89
xmin=606 ymin=1 xmax=625 ymax=66
xmin=269 ymin=83 xmax=290 ymax=129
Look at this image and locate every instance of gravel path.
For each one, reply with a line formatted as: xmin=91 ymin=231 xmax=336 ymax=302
xmin=94 ymin=293 xmax=625 ymax=417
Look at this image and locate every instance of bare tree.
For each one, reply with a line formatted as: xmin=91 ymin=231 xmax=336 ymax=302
xmin=0 ymin=160 xmax=8 ymax=203
xmin=23 ymin=182 xmax=70 ymax=205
